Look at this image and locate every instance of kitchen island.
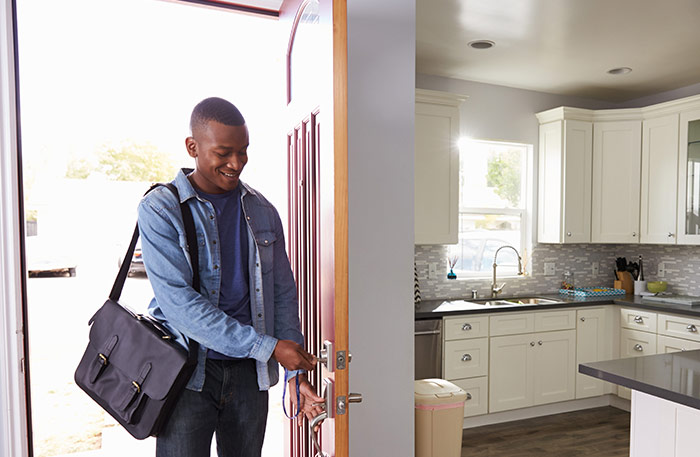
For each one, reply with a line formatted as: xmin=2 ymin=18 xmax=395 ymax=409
xmin=580 ymin=351 xmax=700 ymax=457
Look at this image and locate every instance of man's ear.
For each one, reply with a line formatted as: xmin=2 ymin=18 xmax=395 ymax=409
xmin=185 ymin=137 xmax=197 ymax=158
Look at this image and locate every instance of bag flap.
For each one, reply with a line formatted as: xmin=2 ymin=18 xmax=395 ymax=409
xmin=88 ymin=299 xmax=192 ymax=400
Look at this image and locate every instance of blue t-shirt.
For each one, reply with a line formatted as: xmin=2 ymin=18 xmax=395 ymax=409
xmin=196 ymin=186 xmax=251 ymax=360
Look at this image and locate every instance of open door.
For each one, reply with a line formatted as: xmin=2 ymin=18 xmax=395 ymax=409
xmin=281 ymin=0 xmax=353 ymax=456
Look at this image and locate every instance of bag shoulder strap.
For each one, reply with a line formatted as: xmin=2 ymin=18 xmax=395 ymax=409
xmin=108 ymin=183 xmax=200 ymax=358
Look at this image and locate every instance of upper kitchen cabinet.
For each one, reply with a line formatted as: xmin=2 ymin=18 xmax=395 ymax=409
xmin=640 ymin=114 xmax=679 ymax=244
xmin=536 ymin=108 xmax=592 ymax=243
xmin=677 ymin=109 xmax=700 ymax=244
xmin=591 ymin=120 xmax=642 ymax=243
xmin=415 ymin=89 xmax=466 ymax=245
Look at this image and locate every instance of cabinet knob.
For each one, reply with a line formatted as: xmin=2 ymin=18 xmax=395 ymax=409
xmin=687 ymin=324 xmax=698 ymax=333
xmin=462 ymin=323 xmax=472 ymax=331
xmin=580 ymin=317 xmax=586 ymax=322
xmin=634 ymin=344 xmax=644 ymax=352
xmin=567 ymin=232 xmax=572 ymax=237
xmin=461 ymin=354 xmax=472 ymax=362
xmin=634 ymin=316 xmax=644 ymax=324
xmin=669 ymin=232 xmax=675 ymax=238
xmin=538 ymin=340 xmax=543 ymax=346
xmin=466 ymin=392 xmax=473 ymax=401
xmin=530 ymin=341 xmax=535 ymax=347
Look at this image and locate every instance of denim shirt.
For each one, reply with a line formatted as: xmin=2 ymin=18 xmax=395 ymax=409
xmin=137 ymin=169 xmax=304 ymax=391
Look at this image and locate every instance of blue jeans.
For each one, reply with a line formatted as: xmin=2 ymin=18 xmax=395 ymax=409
xmin=156 ymin=359 xmax=269 ymax=457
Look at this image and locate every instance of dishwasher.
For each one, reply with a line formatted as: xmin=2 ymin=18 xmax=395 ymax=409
xmin=414 ymin=319 xmax=442 ymax=379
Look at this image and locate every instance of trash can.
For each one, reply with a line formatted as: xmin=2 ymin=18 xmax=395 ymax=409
xmin=414 ymin=378 xmax=467 ymax=457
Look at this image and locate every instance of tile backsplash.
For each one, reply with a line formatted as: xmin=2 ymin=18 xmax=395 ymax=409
xmin=415 ymin=243 xmax=700 ymax=301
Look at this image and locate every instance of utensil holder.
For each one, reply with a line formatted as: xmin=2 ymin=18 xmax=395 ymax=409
xmin=634 ymin=280 xmax=647 ymax=295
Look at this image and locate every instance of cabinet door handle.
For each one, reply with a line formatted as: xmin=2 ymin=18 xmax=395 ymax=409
xmin=567 ymin=231 xmax=572 ymax=237
xmin=538 ymin=340 xmax=543 ymax=346
xmin=634 ymin=344 xmax=644 ymax=352
xmin=634 ymin=316 xmax=644 ymax=324
xmin=669 ymin=232 xmax=675 ymax=238
xmin=530 ymin=341 xmax=535 ymax=347
xmin=466 ymin=392 xmax=473 ymax=401
xmin=462 ymin=323 xmax=472 ymax=331
xmin=687 ymin=324 xmax=698 ymax=333
xmin=461 ymin=354 xmax=472 ymax=362
xmin=580 ymin=317 xmax=586 ymax=322
xmin=632 ymin=232 xmax=637 ymax=237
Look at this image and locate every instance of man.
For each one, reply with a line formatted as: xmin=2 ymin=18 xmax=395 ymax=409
xmin=138 ymin=97 xmax=323 ymax=457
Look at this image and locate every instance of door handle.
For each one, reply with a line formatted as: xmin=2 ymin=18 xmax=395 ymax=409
xmin=310 ymin=411 xmax=329 ymax=457
xmin=318 ymin=340 xmax=334 ymax=372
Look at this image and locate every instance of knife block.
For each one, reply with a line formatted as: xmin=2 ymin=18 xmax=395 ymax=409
xmin=616 ymin=271 xmax=634 ymax=294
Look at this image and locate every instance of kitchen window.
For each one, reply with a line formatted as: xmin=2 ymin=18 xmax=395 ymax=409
xmin=449 ymin=139 xmax=532 ymax=278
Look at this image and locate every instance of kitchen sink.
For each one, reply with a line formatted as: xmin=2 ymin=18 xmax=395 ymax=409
xmin=469 ymin=297 xmax=562 ymax=306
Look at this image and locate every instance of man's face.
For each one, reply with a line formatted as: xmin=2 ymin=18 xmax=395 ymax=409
xmin=186 ymin=120 xmax=249 ymax=194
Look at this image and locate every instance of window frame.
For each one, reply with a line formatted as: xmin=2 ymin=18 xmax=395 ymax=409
xmin=451 ymin=139 xmax=533 ymax=279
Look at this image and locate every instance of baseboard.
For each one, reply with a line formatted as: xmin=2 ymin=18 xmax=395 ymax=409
xmin=462 ymin=394 xmax=625 ymax=429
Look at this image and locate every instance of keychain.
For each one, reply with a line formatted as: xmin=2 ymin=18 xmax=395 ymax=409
xmin=282 ymin=368 xmax=301 ymax=419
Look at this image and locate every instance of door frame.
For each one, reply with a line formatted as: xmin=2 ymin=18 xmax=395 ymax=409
xmin=1 ymin=0 xmax=31 ymax=456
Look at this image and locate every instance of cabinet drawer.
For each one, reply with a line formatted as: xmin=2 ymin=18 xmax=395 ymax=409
xmin=657 ymin=335 xmax=700 ymax=353
xmin=535 ymin=309 xmax=576 ymax=332
xmin=620 ymin=328 xmax=657 ymax=358
xmin=658 ymin=313 xmax=700 ymax=343
xmin=444 ymin=338 xmax=488 ymax=379
xmin=452 ymin=376 xmax=488 ymax=418
xmin=490 ymin=312 xmax=535 ymax=336
xmin=620 ymin=308 xmax=657 ymax=332
xmin=444 ymin=315 xmax=489 ymax=340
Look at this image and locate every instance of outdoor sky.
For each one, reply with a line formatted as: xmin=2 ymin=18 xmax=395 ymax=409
xmin=16 ymin=0 xmax=288 ymax=207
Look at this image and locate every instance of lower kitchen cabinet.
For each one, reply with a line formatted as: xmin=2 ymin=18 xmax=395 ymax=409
xmin=618 ymin=327 xmax=658 ymax=400
xmin=444 ymin=337 xmax=488 ymax=379
xmin=452 ymin=376 xmax=488 ymax=418
xmin=576 ymin=307 xmax=612 ymax=399
xmin=489 ymin=329 xmax=576 ymax=413
xmin=657 ymin=335 xmax=700 ymax=353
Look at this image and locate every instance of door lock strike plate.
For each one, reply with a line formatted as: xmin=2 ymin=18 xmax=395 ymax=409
xmin=336 ymin=395 xmax=347 ymax=415
xmin=336 ymin=351 xmax=347 ymax=370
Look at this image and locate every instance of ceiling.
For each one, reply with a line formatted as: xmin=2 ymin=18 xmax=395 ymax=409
xmin=416 ymin=0 xmax=700 ymax=102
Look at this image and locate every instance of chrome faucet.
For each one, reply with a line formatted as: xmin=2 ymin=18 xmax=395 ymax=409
xmin=491 ymin=245 xmax=524 ymax=298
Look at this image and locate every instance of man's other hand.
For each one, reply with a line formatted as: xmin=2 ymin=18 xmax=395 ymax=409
xmin=273 ymin=340 xmax=316 ymax=371
xmin=288 ymin=375 xmax=325 ymax=427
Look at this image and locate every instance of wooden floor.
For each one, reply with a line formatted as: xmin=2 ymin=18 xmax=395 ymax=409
xmin=461 ymin=407 xmax=630 ymax=457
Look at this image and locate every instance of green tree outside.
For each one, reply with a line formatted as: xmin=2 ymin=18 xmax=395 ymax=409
xmin=486 ymin=149 xmax=521 ymax=207
xmin=66 ymin=141 xmax=177 ymax=182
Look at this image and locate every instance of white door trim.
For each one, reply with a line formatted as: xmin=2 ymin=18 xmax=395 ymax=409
xmin=0 ymin=1 xmax=30 ymax=455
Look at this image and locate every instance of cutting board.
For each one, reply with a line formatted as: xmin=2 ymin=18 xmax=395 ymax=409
xmin=617 ymin=271 xmax=634 ymax=294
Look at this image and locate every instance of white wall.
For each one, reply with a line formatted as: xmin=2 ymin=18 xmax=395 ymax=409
xmin=347 ymin=1 xmax=415 ymax=456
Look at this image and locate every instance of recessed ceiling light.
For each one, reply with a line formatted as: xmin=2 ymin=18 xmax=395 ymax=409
xmin=607 ymin=67 xmax=632 ymax=75
xmin=468 ymin=40 xmax=495 ymax=50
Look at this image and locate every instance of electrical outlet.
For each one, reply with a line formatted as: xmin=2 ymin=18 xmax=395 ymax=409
xmin=591 ymin=262 xmax=599 ymax=276
xmin=544 ymin=262 xmax=556 ymax=276
xmin=428 ymin=263 xmax=437 ymax=279
xmin=657 ymin=262 xmax=665 ymax=278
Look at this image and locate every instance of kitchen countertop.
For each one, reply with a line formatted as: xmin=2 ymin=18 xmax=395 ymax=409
xmin=579 ymin=351 xmax=700 ymax=410
xmin=415 ymin=293 xmax=700 ymax=320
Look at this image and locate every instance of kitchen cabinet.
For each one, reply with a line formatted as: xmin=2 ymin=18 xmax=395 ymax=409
xmin=619 ymin=307 xmax=658 ymax=400
xmin=489 ymin=309 xmax=576 ymax=413
xmin=442 ymin=314 xmax=489 ymax=418
xmin=677 ymin=108 xmax=700 ymax=245
xmin=592 ymin=120 xmax=643 ymax=243
xmin=414 ymin=89 xmax=465 ymax=245
xmin=490 ymin=329 xmax=576 ymax=412
xmin=576 ymin=307 xmax=613 ymax=399
xmin=657 ymin=335 xmax=700 ymax=353
xmin=640 ymin=114 xmax=679 ymax=244
xmin=536 ymin=117 xmax=592 ymax=243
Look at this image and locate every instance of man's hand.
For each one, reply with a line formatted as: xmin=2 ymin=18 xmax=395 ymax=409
xmin=274 ymin=340 xmax=316 ymax=371
xmin=288 ymin=375 xmax=325 ymax=427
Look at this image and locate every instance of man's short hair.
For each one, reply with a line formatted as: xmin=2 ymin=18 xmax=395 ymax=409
xmin=190 ymin=97 xmax=246 ymax=133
